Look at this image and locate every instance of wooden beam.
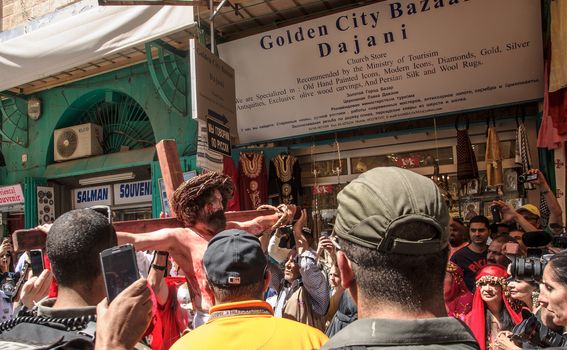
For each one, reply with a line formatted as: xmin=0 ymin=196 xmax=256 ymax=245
xmin=155 ymin=140 xmax=184 ymax=218
xmin=12 ymin=209 xmax=275 ymax=251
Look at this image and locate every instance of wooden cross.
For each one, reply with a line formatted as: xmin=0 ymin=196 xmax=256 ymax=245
xmin=13 ymin=139 xmax=274 ymax=250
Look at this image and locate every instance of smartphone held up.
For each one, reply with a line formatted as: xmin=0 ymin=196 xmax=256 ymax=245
xmin=100 ymin=244 xmax=139 ymax=303
xmin=29 ymin=249 xmax=44 ymax=277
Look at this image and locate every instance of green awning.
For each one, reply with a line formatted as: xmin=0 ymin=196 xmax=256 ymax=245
xmin=45 ymin=148 xmax=155 ymax=179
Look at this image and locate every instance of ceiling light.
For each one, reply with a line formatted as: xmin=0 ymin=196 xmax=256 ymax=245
xmin=79 ymin=172 xmax=135 ymax=186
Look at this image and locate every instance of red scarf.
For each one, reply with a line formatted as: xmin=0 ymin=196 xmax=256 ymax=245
xmin=465 ymin=265 xmax=522 ymax=350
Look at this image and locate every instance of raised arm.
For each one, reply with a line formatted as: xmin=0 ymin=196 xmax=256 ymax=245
xmin=293 ymin=209 xmax=330 ymax=316
xmin=147 ymin=252 xmax=170 ymax=306
xmin=529 ymin=169 xmax=563 ymax=227
xmin=493 ymin=200 xmax=538 ymax=233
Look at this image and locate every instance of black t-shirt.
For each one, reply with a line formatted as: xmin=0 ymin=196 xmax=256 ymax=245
xmin=450 ymin=245 xmax=487 ymax=292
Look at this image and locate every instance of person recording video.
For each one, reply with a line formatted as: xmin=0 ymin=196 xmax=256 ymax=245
xmin=539 ymin=250 xmax=567 ymax=332
xmin=495 ymin=240 xmax=567 ymax=349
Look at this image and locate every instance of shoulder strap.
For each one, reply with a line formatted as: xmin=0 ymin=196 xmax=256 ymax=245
xmin=77 ymin=321 xmax=96 ymax=341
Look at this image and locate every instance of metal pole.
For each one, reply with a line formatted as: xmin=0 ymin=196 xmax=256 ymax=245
xmin=210 ymin=0 xmax=215 ymax=54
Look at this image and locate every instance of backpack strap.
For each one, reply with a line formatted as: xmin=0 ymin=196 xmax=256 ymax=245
xmin=77 ymin=321 xmax=96 ymax=341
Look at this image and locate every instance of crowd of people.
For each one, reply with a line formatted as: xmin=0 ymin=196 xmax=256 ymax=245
xmin=0 ymin=166 xmax=565 ymax=349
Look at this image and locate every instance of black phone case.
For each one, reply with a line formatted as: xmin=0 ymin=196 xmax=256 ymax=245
xmin=100 ymin=244 xmax=139 ymax=302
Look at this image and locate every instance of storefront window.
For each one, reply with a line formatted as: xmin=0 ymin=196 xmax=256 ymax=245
xmin=302 ymin=184 xmax=346 ymax=233
xmin=443 ymin=169 xmax=522 ymax=220
xmin=113 ymin=207 xmax=152 ymax=221
xmin=472 ymin=140 xmax=516 ymax=162
xmin=350 ymin=147 xmax=453 ymax=174
xmin=300 ymin=159 xmax=347 ymax=181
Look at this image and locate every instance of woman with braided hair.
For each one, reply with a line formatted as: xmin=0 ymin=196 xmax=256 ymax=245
xmin=118 ymin=172 xmax=293 ymax=328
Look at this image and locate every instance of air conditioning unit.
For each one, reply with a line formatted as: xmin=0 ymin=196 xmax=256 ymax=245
xmin=54 ymin=123 xmax=103 ymax=162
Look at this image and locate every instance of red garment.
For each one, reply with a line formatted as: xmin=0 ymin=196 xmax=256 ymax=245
xmin=465 ymin=265 xmax=522 ymax=350
xmin=223 ymin=156 xmax=240 ymax=212
xmin=149 ymin=277 xmax=189 ymax=350
xmin=42 ymin=254 xmax=58 ymax=298
xmin=238 ymin=152 xmax=268 ymax=210
xmin=539 ymin=59 xmax=567 ymax=149
xmin=444 ymin=261 xmax=473 ymax=319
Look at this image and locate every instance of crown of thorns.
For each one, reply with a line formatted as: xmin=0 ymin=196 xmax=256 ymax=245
xmin=175 ymin=172 xmax=233 ymax=202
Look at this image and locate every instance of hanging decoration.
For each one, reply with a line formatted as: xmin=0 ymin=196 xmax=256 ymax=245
xmin=238 ymin=152 xmax=267 ymax=210
xmin=455 ymin=116 xmax=479 ymax=185
xmin=268 ymin=152 xmax=302 ymax=205
xmin=485 ymin=113 xmax=504 ymax=190
xmin=515 ymin=107 xmax=535 ymax=192
xmin=332 ymin=134 xmax=344 ymax=192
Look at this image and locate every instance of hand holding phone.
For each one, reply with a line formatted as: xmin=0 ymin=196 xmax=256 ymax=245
xmin=100 ymin=244 xmax=139 ymax=303
xmin=96 ymin=278 xmax=151 ymax=350
xmin=491 ymin=205 xmax=502 ymax=223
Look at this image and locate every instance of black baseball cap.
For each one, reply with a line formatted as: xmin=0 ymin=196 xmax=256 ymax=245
xmin=204 ymin=229 xmax=267 ymax=287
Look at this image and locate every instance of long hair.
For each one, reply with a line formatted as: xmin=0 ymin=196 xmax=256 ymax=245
xmin=483 ymin=304 xmax=515 ymax=336
xmin=171 ymin=172 xmax=233 ymax=227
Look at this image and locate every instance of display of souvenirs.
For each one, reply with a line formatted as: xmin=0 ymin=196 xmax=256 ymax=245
xmin=503 ymin=169 xmax=519 ymax=193
xmin=463 ymin=201 xmax=480 ymax=221
xmin=301 ymin=159 xmax=347 ymax=181
xmin=350 ymin=147 xmax=453 ymax=174
xmin=466 ymin=179 xmax=480 ymax=195
xmin=505 ymin=198 xmax=523 ymax=210
xmin=238 ymin=152 xmax=267 ymax=210
xmin=269 ymin=153 xmax=302 ymax=205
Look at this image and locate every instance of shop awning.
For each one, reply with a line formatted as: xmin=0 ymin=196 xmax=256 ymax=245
xmin=44 ymin=147 xmax=156 ymax=179
xmin=0 ymin=3 xmax=194 ymax=94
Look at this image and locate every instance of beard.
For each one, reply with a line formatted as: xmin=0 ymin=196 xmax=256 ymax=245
xmin=204 ymin=209 xmax=226 ymax=234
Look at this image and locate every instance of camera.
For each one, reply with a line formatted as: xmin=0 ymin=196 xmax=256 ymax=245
xmin=278 ymin=225 xmax=296 ymax=249
xmin=518 ymin=173 xmax=538 ymax=183
xmin=508 ymin=231 xmax=552 ymax=282
xmin=511 ymin=310 xmax=567 ymax=348
xmin=0 ymin=272 xmax=18 ymax=298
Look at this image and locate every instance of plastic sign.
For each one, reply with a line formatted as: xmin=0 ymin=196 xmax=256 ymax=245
xmin=73 ymin=185 xmax=112 ymax=209
xmin=113 ymin=180 xmax=152 ymax=205
xmin=0 ymin=185 xmax=24 ymax=206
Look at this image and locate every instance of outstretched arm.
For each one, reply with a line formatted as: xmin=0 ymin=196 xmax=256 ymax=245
xmin=117 ymin=228 xmax=182 ymax=252
xmin=227 ymin=204 xmax=296 ymax=235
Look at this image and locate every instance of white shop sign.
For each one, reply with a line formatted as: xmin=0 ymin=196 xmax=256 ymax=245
xmin=0 ymin=185 xmax=24 ymax=206
xmin=113 ymin=180 xmax=152 ymax=205
xmin=218 ymin=0 xmax=544 ymax=144
xmin=73 ymin=185 xmax=112 ymax=209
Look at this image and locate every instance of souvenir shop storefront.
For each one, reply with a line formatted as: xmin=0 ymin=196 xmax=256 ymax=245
xmin=216 ymin=0 xmax=567 ymax=233
xmin=229 ymin=105 xmax=543 ymax=232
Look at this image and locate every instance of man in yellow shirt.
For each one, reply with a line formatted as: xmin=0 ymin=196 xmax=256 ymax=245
xmin=170 ymin=229 xmax=328 ymax=350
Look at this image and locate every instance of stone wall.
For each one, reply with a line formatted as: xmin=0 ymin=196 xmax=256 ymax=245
xmin=1 ymin=0 xmax=80 ymax=31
